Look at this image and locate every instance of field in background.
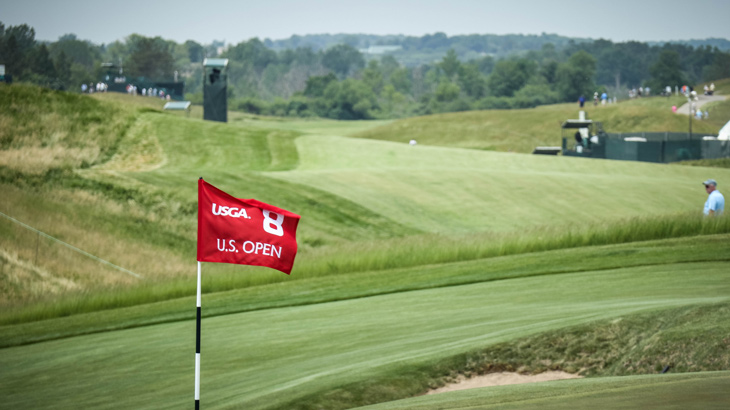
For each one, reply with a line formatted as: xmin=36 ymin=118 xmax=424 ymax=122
xmin=1 ymin=83 xmax=730 ymax=409
xmin=352 ymin=96 xmax=728 ymax=152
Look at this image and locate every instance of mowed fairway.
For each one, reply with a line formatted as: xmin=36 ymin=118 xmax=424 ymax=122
xmin=266 ymin=134 xmax=726 ymax=233
xmin=2 ymin=259 xmax=729 ymax=409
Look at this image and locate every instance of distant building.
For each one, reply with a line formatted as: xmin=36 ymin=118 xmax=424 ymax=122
xmin=358 ymin=45 xmax=402 ymax=55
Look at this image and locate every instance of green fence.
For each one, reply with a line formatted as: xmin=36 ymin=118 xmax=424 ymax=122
xmin=562 ymin=132 xmax=730 ymax=163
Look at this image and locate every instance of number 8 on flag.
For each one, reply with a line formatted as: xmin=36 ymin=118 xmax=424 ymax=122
xmin=197 ymin=178 xmax=301 ymax=274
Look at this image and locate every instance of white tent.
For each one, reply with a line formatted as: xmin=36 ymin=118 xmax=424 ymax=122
xmin=719 ymin=119 xmax=730 ymax=140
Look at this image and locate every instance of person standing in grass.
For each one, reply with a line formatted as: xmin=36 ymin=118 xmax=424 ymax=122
xmin=703 ymin=179 xmax=725 ymax=216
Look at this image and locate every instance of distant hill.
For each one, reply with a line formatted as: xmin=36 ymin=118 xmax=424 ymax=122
xmin=264 ymin=32 xmax=592 ymax=65
xmin=263 ymin=33 xmax=729 ymax=66
xmin=651 ymin=38 xmax=730 ymax=51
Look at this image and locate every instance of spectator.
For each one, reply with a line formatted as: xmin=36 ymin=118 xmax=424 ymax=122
xmin=703 ymin=179 xmax=725 ymax=216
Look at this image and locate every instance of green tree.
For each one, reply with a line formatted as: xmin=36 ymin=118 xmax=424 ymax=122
xmin=322 ymin=78 xmax=377 ymax=119
xmin=27 ymin=44 xmax=57 ymax=86
xmin=0 ymin=34 xmax=23 ymax=78
xmin=439 ymin=49 xmax=461 ymax=79
xmin=380 ymin=84 xmax=408 ymax=117
xmin=419 ymin=32 xmax=450 ymax=49
xmin=303 ymin=73 xmax=337 ymax=98
xmin=389 ymin=67 xmax=412 ymax=94
xmin=280 ymin=47 xmax=318 ymax=66
xmin=225 ymin=38 xmax=277 ymax=72
xmin=577 ymin=40 xmax=650 ymax=88
xmin=322 ymin=44 xmax=364 ymax=78
xmin=703 ymin=52 xmax=730 ymax=81
xmin=513 ymin=84 xmax=559 ymax=108
xmin=185 ymin=40 xmax=204 ymax=62
xmin=126 ymin=35 xmax=175 ymax=80
xmin=540 ymin=60 xmax=559 ymax=85
xmin=434 ymin=79 xmax=461 ymax=102
xmin=457 ymin=63 xmax=487 ymax=99
xmin=475 ymin=55 xmax=495 ymax=75
xmin=487 ymin=58 xmax=536 ymax=97
xmin=1 ymin=23 xmax=36 ymax=51
xmin=54 ymin=50 xmax=72 ymax=88
xmin=648 ymin=49 xmax=686 ymax=90
xmin=380 ymin=55 xmax=400 ymax=79
xmin=50 ymin=36 xmax=100 ymax=71
xmin=539 ymin=42 xmax=559 ymax=62
xmin=555 ymin=50 xmax=596 ymax=101
xmin=361 ymin=60 xmax=384 ymax=95
xmin=0 ymin=23 xmax=37 ymax=79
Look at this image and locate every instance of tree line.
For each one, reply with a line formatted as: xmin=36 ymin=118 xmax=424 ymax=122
xmin=2 ymin=21 xmax=729 ymax=120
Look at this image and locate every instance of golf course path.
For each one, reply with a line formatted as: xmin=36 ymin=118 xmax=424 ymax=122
xmin=676 ymin=93 xmax=726 ymax=115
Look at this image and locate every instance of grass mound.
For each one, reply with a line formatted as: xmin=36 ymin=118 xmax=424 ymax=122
xmin=353 ymin=95 xmax=725 ymax=152
xmin=0 ymin=83 xmax=137 ymax=174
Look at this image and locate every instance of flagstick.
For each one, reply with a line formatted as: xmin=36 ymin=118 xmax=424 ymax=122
xmin=195 ymin=261 xmax=202 ymax=409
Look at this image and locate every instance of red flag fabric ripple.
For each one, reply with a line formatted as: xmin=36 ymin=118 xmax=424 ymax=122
xmin=197 ymin=179 xmax=300 ymax=274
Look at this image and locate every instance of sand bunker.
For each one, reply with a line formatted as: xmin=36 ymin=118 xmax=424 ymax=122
xmin=426 ymin=371 xmax=582 ymax=395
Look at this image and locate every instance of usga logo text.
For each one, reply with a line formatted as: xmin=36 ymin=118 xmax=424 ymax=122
xmin=212 ymin=203 xmax=251 ymax=219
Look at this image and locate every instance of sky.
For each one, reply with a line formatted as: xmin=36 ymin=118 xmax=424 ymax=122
xmin=2 ymin=0 xmax=729 ymax=46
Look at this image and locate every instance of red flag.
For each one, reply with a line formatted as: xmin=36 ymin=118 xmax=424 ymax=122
xmin=197 ymin=179 xmax=300 ymax=274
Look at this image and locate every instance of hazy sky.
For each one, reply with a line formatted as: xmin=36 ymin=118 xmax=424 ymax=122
xmin=2 ymin=0 xmax=729 ymax=45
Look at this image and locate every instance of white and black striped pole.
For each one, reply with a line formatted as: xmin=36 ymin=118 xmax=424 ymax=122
xmin=195 ymin=261 xmax=202 ymax=409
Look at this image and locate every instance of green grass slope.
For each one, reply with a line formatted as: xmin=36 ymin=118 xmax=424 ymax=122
xmin=353 ymin=95 xmax=728 ymax=152
xmin=0 ymin=84 xmax=137 ymax=174
xmin=2 ymin=232 xmax=728 ymax=346
xmin=266 ymin=134 xmax=730 ymax=234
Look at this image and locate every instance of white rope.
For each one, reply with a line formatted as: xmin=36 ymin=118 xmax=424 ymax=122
xmin=0 ymin=210 xmax=143 ymax=279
